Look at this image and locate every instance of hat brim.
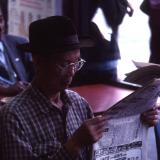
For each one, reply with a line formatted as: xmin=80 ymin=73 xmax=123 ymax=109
xmin=18 ymin=36 xmax=95 ymax=53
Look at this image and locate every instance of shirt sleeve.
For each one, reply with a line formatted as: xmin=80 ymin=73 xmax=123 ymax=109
xmin=0 ymin=108 xmax=76 ymax=160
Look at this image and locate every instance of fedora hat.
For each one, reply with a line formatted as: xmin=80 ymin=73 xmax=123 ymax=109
xmin=19 ymin=16 xmax=94 ymax=54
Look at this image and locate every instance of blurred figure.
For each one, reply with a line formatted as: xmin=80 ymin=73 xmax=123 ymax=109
xmin=88 ymin=0 xmax=134 ymax=77
xmin=89 ymin=0 xmax=134 ymax=51
xmin=148 ymin=0 xmax=160 ymax=64
xmin=63 ymin=0 xmax=134 ymax=86
xmin=71 ymin=21 xmax=119 ymax=86
xmin=0 ymin=7 xmax=33 ymax=97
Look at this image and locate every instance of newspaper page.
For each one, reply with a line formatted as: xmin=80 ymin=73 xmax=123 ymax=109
xmin=93 ymin=78 xmax=160 ymax=160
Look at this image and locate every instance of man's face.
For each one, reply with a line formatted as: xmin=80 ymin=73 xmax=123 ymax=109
xmin=0 ymin=14 xmax=5 ymax=39
xmin=55 ymin=49 xmax=81 ymax=89
xmin=35 ymin=49 xmax=81 ymax=91
xmin=56 ymin=49 xmax=80 ymax=88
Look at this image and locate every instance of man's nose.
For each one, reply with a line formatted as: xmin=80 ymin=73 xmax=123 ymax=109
xmin=67 ymin=65 xmax=76 ymax=76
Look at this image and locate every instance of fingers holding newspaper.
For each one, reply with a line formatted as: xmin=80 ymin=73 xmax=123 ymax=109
xmin=141 ymin=107 xmax=160 ymax=126
xmin=65 ymin=115 xmax=107 ymax=156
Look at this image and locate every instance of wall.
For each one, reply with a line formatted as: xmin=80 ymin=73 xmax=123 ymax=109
xmin=8 ymin=0 xmax=62 ymax=38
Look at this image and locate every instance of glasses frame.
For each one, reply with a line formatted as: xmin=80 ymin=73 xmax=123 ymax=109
xmin=56 ymin=58 xmax=86 ymax=73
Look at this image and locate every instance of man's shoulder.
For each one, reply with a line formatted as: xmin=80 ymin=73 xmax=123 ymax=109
xmin=65 ymin=89 xmax=89 ymax=105
xmin=65 ymin=89 xmax=93 ymax=117
xmin=65 ymin=89 xmax=82 ymax=99
xmin=4 ymin=34 xmax=28 ymax=44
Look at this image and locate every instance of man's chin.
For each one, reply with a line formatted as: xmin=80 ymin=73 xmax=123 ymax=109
xmin=61 ymin=80 xmax=72 ymax=88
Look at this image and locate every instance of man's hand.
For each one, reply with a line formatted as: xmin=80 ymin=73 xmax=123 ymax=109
xmin=141 ymin=107 xmax=160 ymax=126
xmin=65 ymin=115 xmax=107 ymax=156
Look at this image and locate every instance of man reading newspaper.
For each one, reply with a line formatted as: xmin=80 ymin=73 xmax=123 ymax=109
xmin=0 ymin=16 xmax=160 ymax=160
xmin=93 ymin=78 xmax=160 ymax=160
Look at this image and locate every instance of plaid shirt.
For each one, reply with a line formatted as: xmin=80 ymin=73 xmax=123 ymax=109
xmin=0 ymin=85 xmax=93 ymax=160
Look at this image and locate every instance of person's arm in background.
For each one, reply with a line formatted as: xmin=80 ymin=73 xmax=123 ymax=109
xmin=16 ymin=37 xmax=35 ymax=82
xmin=126 ymin=0 xmax=134 ymax=17
xmin=0 ymin=81 xmax=29 ymax=97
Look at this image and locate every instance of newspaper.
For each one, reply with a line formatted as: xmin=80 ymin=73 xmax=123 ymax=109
xmin=132 ymin=60 xmax=160 ymax=69
xmin=124 ymin=61 xmax=160 ymax=86
xmin=93 ymin=78 xmax=160 ymax=160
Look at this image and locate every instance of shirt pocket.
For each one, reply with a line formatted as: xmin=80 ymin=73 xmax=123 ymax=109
xmin=32 ymin=140 xmax=62 ymax=158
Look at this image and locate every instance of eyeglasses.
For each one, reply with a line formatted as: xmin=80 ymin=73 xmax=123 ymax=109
xmin=56 ymin=58 xmax=86 ymax=72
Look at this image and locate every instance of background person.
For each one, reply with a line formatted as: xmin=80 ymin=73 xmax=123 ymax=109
xmin=148 ymin=0 xmax=160 ymax=64
xmin=0 ymin=7 xmax=34 ymax=97
xmin=63 ymin=0 xmax=134 ymax=85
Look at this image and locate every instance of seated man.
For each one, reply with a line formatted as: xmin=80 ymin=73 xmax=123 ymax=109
xmin=0 ymin=7 xmax=33 ymax=97
xmin=0 ymin=16 xmax=159 ymax=160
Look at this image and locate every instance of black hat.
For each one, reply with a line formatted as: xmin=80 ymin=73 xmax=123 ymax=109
xmin=19 ymin=16 xmax=94 ymax=54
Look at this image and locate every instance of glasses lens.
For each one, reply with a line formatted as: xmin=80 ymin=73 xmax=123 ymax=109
xmin=56 ymin=58 xmax=86 ymax=72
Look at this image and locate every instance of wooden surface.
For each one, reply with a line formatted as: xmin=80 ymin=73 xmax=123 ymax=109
xmin=71 ymin=84 xmax=134 ymax=113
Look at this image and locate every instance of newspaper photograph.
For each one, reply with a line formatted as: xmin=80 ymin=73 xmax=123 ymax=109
xmin=93 ymin=78 xmax=160 ymax=160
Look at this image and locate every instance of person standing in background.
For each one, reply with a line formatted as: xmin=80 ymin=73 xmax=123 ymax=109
xmin=88 ymin=0 xmax=134 ymax=56
xmin=148 ymin=0 xmax=160 ymax=64
xmin=63 ymin=0 xmax=134 ymax=86
xmin=146 ymin=1 xmax=160 ymax=159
